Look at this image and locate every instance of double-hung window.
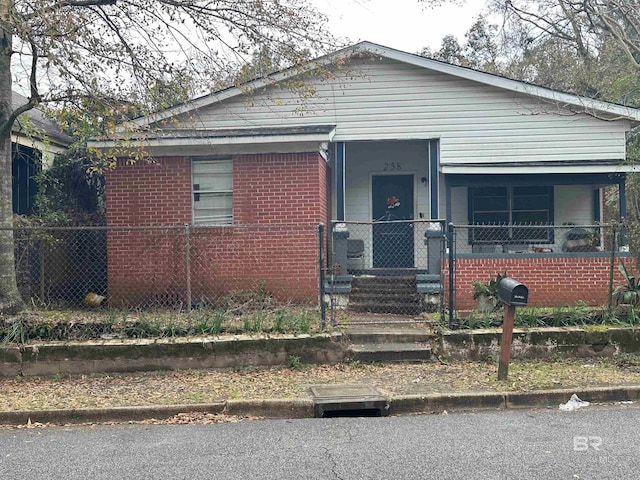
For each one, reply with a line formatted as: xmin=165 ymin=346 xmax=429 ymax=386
xmin=192 ymin=159 xmax=233 ymax=226
xmin=469 ymin=186 xmax=554 ymax=244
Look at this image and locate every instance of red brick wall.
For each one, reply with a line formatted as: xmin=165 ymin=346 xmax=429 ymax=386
xmin=105 ymin=153 xmax=328 ymax=306
xmin=233 ymin=152 xmax=327 ymax=225
xmin=105 ymin=158 xmax=191 ymax=305
xmin=444 ymin=255 xmax=636 ymax=311
xmin=105 ymin=157 xmax=192 ymax=226
xmin=189 ymin=225 xmax=320 ymax=303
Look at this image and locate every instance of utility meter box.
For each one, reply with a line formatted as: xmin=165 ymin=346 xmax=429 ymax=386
xmin=497 ymin=278 xmax=528 ymax=306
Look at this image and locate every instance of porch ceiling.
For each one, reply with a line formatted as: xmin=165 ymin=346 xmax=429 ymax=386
xmin=445 ymin=172 xmax=625 ymax=187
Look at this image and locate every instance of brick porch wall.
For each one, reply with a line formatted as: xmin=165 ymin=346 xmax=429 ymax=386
xmin=105 ymin=153 xmax=328 ymax=306
xmin=443 ymin=255 xmax=636 ymax=311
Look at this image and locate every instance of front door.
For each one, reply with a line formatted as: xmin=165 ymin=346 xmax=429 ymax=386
xmin=372 ymin=174 xmax=414 ymax=268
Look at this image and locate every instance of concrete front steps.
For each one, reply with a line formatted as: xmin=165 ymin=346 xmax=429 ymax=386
xmin=346 ymin=326 xmax=435 ymax=363
xmin=348 ymin=276 xmax=422 ymax=315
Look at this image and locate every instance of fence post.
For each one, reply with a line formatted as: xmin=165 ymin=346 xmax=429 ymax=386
xmin=184 ymin=224 xmax=192 ymax=313
xmin=39 ymin=239 xmax=46 ymax=304
xmin=319 ymin=224 xmax=326 ymax=329
xmin=448 ymin=222 xmax=455 ymax=329
xmin=440 ymin=220 xmax=446 ymax=321
xmin=608 ymin=225 xmax=617 ymax=314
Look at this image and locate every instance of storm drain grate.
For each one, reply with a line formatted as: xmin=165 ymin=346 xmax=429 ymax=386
xmin=309 ymin=384 xmax=389 ymax=418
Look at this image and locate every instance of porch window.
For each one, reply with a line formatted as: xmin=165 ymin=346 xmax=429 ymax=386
xmin=469 ymin=186 xmax=554 ymax=243
xmin=192 ymin=159 xmax=233 ymax=225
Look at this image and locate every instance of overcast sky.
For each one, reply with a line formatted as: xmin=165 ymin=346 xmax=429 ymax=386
xmin=315 ymin=0 xmax=487 ymax=53
xmin=12 ymin=0 xmax=487 ymax=97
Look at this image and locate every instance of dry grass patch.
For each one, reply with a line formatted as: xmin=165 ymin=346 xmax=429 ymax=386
xmin=2 ymin=356 xmax=640 ymax=412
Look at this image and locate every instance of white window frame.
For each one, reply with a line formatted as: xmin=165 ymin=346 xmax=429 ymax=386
xmin=192 ymin=159 xmax=233 ymax=226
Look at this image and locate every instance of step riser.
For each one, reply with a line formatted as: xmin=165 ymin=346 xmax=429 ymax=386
xmin=352 ymin=284 xmax=417 ymax=290
xmin=349 ymin=350 xmax=432 ymax=363
xmin=347 ymin=333 xmax=433 ymax=343
xmin=349 ymin=296 xmax=419 ymax=307
xmin=353 ymin=281 xmax=416 ymax=288
xmin=349 ymin=306 xmax=423 ymax=315
xmin=351 ymin=290 xmax=417 ymax=297
xmin=345 ymin=275 xmax=441 ymax=315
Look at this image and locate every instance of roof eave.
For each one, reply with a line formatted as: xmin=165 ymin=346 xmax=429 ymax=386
xmin=89 ymin=129 xmax=336 ymax=150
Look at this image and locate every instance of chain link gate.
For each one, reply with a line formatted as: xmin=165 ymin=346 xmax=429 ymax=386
xmin=327 ymin=220 xmax=446 ymax=324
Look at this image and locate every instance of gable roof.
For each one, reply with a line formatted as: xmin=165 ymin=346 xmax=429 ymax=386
xmin=124 ymin=41 xmax=640 ymax=131
xmin=11 ymin=91 xmax=73 ymax=147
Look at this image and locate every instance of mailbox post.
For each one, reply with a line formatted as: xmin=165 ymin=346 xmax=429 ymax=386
xmin=497 ymin=278 xmax=528 ymax=381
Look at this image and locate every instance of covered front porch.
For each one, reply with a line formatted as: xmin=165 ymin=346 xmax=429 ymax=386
xmin=331 ymin=140 xmax=441 ymax=273
xmin=445 ymin=172 xmax=627 ymax=253
xmin=330 ymin=140 xmax=629 ymax=266
xmin=327 ymin=140 xmax=632 ymax=318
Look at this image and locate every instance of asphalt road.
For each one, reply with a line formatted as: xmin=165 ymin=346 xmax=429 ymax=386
xmin=1 ymin=404 xmax=639 ymax=479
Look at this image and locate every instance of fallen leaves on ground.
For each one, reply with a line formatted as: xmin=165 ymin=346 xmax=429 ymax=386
xmin=0 ymin=412 xmax=262 ymax=430
xmin=2 ymin=356 xmax=640 ymax=414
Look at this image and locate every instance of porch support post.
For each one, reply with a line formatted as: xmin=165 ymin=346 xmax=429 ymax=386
xmin=445 ymin=180 xmax=452 ymax=225
xmin=336 ymin=142 xmax=346 ymax=222
xmin=619 ymin=174 xmax=627 ymax=247
xmin=429 ymin=139 xmax=440 ymax=219
xmin=619 ymin=175 xmax=627 ymax=221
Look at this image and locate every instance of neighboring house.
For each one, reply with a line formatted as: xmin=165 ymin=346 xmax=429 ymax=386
xmin=91 ymin=42 xmax=640 ymax=309
xmin=11 ymin=91 xmax=73 ymax=214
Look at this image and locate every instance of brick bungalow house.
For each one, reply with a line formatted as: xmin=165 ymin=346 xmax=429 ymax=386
xmin=90 ymin=42 xmax=640 ymax=310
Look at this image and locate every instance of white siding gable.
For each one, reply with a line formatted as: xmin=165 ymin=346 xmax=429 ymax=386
xmin=169 ymin=57 xmax=629 ymax=166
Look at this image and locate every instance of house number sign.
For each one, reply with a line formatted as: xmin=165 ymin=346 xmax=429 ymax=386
xmin=384 ymin=162 xmax=402 ymax=171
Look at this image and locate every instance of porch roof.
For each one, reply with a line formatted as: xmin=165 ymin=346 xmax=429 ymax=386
xmin=90 ymin=125 xmax=337 ymax=156
xmin=442 ymin=160 xmax=638 ymax=175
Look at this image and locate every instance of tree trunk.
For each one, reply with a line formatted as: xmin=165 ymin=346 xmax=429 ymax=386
xmin=0 ymin=0 xmax=25 ymax=313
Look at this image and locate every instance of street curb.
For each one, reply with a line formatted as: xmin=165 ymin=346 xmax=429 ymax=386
xmin=505 ymin=385 xmax=640 ymax=409
xmin=2 ymin=386 xmax=639 ymax=426
xmin=224 ymin=398 xmax=314 ymax=418
xmin=0 ymin=399 xmax=314 ymax=426
xmin=0 ymin=403 xmax=226 ymax=426
xmin=389 ymin=385 xmax=640 ymax=415
xmin=389 ymin=392 xmax=506 ymax=415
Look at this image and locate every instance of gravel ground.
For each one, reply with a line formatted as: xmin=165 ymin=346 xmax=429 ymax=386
xmin=2 ymin=356 xmax=640 ymax=411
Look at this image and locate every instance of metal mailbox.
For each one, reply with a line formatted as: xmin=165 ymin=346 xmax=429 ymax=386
xmin=498 ymin=278 xmax=528 ymax=306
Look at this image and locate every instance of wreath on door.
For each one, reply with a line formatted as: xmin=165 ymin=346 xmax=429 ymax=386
xmin=386 ymin=196 xmax=400 ymax=209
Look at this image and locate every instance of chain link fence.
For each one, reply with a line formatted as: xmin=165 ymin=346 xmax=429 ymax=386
xmin=454 ymin=223 xmax=611 ymax=254
xmin=327 ymin=220 xmax=446 ymax=318
xmin=6 ymin=221 xmax=633 ymax=337
xmin=6 ymin=224 xmax=323 ymax=311
xmin=11 ymin=226 xmax=107 ymax=306
xmin=447 ymin=223 xmax=631 ymax=326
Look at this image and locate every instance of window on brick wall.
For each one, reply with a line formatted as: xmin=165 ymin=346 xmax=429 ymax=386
xmin=469 ymin=186 xmax=554 ymax=244
xmin=192 ymin=159 xmax=233 ymax=225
